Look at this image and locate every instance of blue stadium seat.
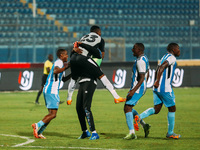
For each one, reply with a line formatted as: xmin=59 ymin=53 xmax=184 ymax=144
xmin=0 ymin=0 xmax=199 ymax=62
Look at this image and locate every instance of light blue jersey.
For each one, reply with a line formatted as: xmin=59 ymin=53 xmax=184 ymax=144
xmin=43 ymin=59 xmax=64 ymax=109
xmin=153 ymin=53 xmax=177 ymax=107
xmin=43 ymin=59 xmax=64 ymax=95
xmin=130 ymin=55 xmax=149 ymax=94
xmin=126 ymin=55 xmax=149 ymax=106
xmin=153 ymin=53 xmax=177 ymax=93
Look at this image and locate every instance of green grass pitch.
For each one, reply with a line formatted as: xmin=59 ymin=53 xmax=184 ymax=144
xmin=0 ymin=87 xmax=200 ymax=150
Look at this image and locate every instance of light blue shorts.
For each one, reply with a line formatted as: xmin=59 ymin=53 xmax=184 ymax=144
xmin=43 ymin=93 xmax=60 ymax=109
xmin=153 ymin=91 xmax=175 ymax=107
xmin=125 ymin=92 xmax=144 ymax=106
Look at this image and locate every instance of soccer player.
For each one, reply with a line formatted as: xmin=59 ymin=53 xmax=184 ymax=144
xmin=31 ymin=48 xmax=69 ymax=139
xmin=124 ymin=43 xmax=150 ymax=140
xmin=135 ymin=43 xmax=181 ymax=139
xmin=76 ymin=56 xmax=102 ymax=140
xmin=66 ymin=37 xmax=104 ymax=105
xmin=67 ymin=38 xmax=106 ymax=140
xmin=35 ymin=54 xmax=53 ymax=105
xmin=68 ymin=25 xmax=125 ymax=104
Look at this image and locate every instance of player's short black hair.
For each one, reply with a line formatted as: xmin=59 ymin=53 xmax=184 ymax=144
xmin=90 ymin=25 xmax=100 ymax=32
xmin=135 ymin=43 xmax=145 ymax=51
xmin=167 ymin=43 xmax=178 ymax=52
xmin=56 ymin=48 xmax=66 ymax=58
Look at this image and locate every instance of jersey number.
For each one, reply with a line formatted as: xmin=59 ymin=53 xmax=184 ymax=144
xmin=81 ymin=34 xmax=98 ymax=43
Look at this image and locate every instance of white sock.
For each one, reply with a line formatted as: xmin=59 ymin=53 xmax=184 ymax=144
xmin=84 ymin=130 xmax=88 ymax=132
xmin=129 ymin=129 xmax=135 ymax=134
xmin=92 ymin=130 xmax=97 ymax=133
xmin=67 ymin=79 xmax=76 ymax=100
xmin=100 ymin=75 xmax=120 ymax=99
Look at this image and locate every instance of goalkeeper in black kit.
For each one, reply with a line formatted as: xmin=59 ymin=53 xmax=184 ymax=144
xmin=68 ymin=25 xmax=126 ymax=104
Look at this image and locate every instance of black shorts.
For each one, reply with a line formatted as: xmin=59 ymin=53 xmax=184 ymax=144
xmin=77 ymin=79 xmax=97 ymax=109
xmin=70 ymin=53 xmax=104 ymax=81
xmin=42 ymin=74 xmax=48 ymax=86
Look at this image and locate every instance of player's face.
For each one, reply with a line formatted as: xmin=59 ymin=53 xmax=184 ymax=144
xmin=48 ymin=55 xmax=53 ymax=61
xmin=132 ymin=45 xmax=139 ymax=57
xmin=173 ymin=45 xmax=180 ymax=57
xmin=61 ymin=51 xmax=68 ymax=62
xmin=96 ymin=29 xmax=101 ymax=36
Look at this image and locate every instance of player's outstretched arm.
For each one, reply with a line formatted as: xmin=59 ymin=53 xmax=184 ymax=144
xmin=53 ymin=66 xmax=67 ymax=74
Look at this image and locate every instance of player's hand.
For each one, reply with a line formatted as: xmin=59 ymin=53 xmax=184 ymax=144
xmin=64 ymin=62 xmax=70 ymax=70
xmin=153 ymin=80 xmax=159 ymax=88
xmin=73 ymin=47 xmax=83 ymax=54
xmin=66 ymin=62 xmax=70 ymax=68
xmin=67 ymin=100 xmax=72 ymax=105
xmin=127 ymin=90 xmax=135 ymax=97
xmin=73 ymin=41 xmax=78 ymax=48
xmin=73 ymin=41 xmax=82 ymax=48
xmin=126 ymin=96 xmax=132 ymax=101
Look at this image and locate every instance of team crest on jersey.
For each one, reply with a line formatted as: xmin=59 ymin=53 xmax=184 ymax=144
xmin=112 ymin=69 xmax=127 ymax=88
xmin=18 ymin=70 xmax=34 ymax=91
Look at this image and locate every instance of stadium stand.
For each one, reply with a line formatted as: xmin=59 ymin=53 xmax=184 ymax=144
xmin=0 ymin=0 xmax=199 ymax=62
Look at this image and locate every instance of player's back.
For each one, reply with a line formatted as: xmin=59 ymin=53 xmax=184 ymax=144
xmin=79 ymin=32 xmax=103 ymax=57
xmin=80 ymin=32 xmax=101 ymax=47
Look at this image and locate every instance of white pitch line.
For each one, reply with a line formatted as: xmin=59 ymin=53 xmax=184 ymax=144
xmin=0 ymin=134 xmax=130 ymax=150
xmin=68 ymin=147 xmax=118 ymax=150
xmin=22 ymin=146 xmax=119 ymax=150
xmin=0 ymin=134 xmax=35 ymax=147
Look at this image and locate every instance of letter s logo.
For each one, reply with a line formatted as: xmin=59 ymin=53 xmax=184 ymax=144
xmin=113 ymin=69 xmax=126 ymax=89
xmin=19 ymin=70 xmax=34 ymax=91
xmin=172 ymin=68 xmax=184 ymax=87
xmin=147 ymin=69 xmax=155 ymax=88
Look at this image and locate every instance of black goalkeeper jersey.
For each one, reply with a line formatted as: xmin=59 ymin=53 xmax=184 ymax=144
xmin=79 ymin=32 xmax=105 ymax=58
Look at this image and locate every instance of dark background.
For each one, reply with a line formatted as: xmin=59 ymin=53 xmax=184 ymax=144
xmin=0 ymin=62 xmax=199 ymax=91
